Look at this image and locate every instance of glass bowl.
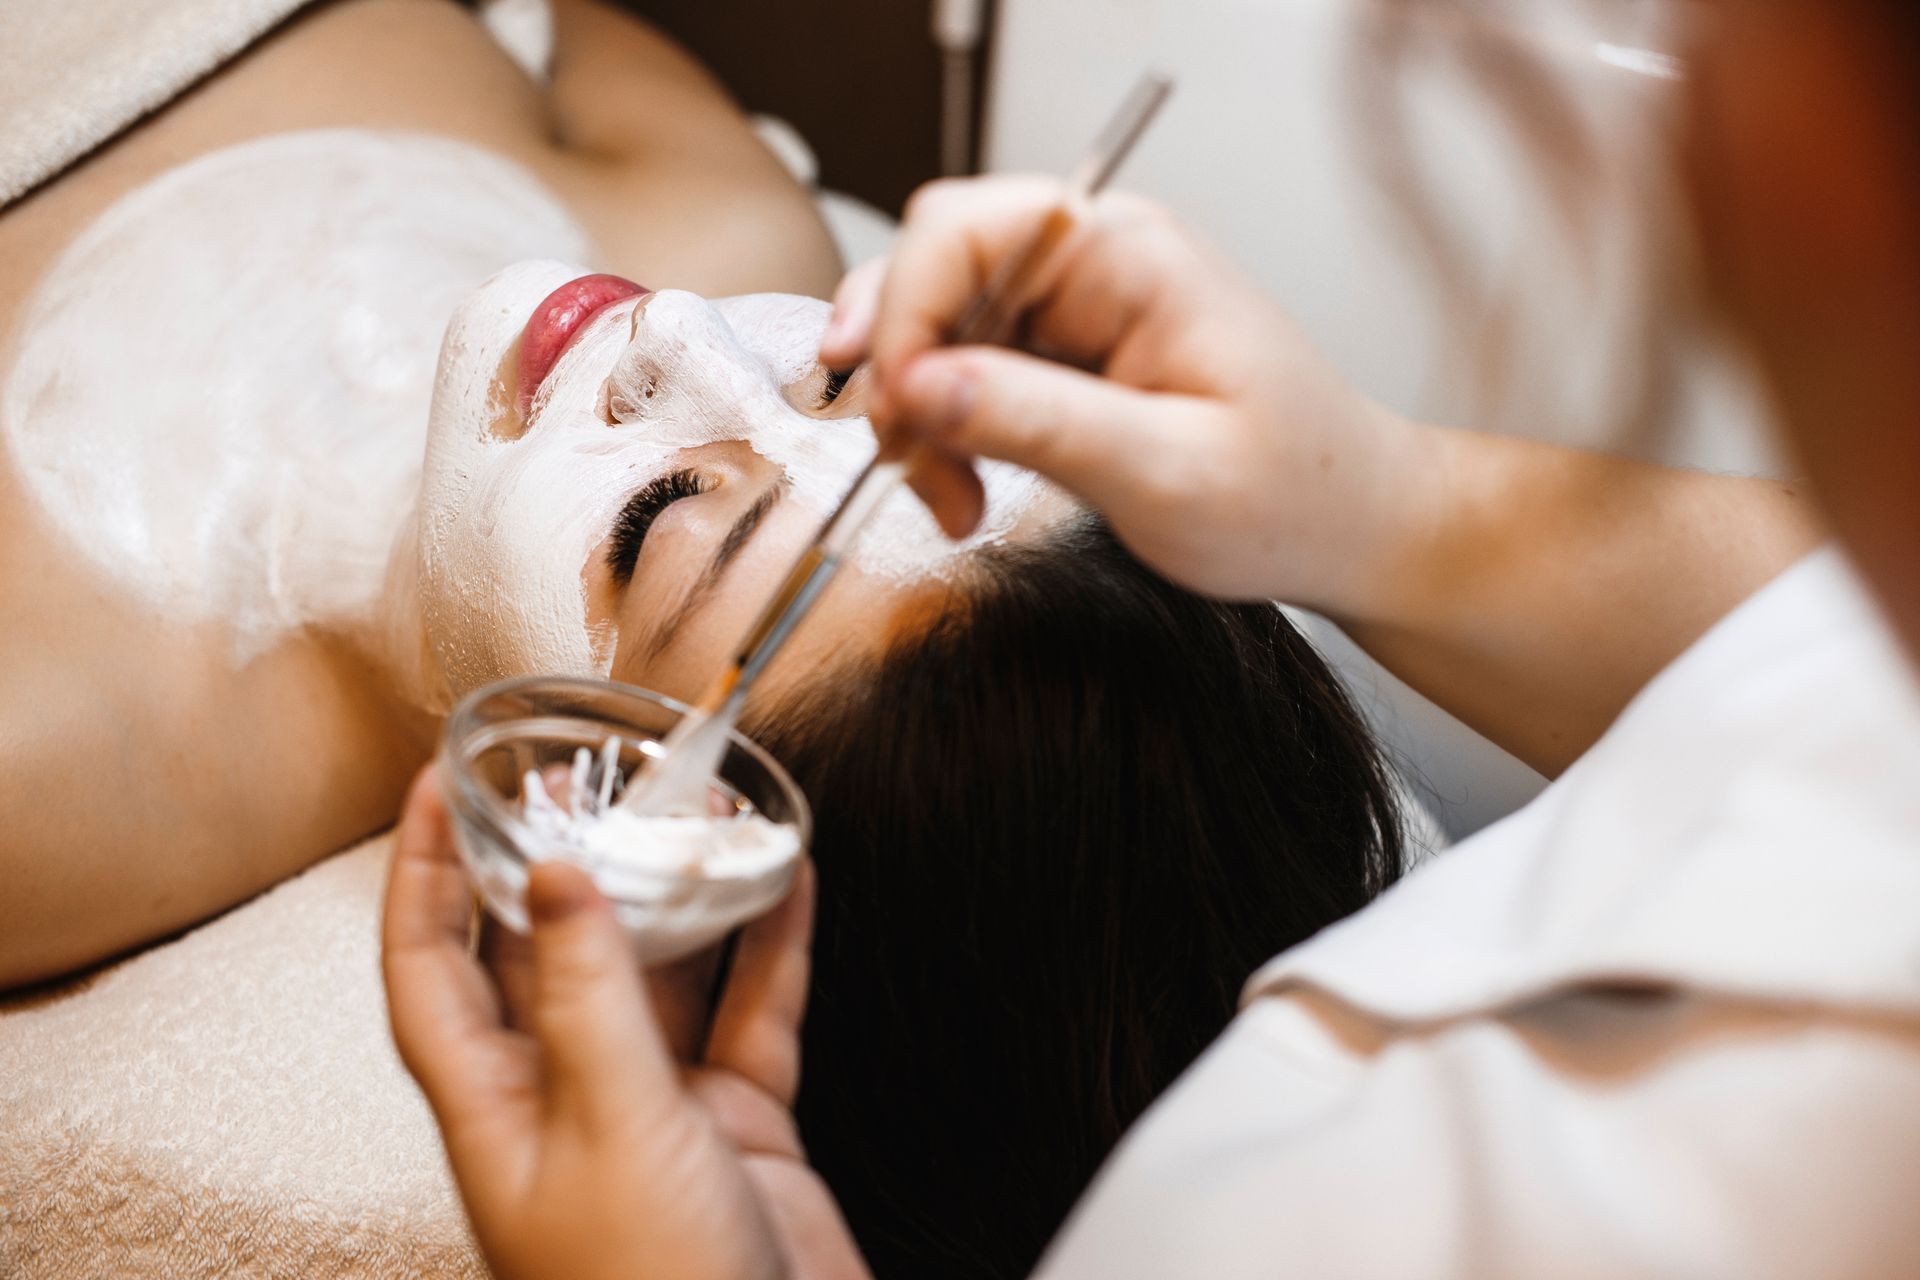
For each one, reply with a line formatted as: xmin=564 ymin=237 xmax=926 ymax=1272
xmin=439 ymin=676 xmax=810 ymax=965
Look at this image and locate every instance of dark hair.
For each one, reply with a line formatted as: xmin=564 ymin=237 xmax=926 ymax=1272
xmin=747 ymin=517 xmax=1403 ymax=1280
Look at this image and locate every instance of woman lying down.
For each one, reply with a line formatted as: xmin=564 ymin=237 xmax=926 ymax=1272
xmin=0 ymin=0 xmax=1403 ymax=1275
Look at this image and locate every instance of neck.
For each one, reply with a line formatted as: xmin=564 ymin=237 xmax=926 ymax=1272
xmin=329 ymin=503 xmax=449 ymax=739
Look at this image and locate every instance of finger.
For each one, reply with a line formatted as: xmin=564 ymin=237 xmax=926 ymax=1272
xmin=523 ymin=860 xmax=679 ymax=1124
xmin=865 ymin=174 xmax=1068 ymax=386
xmin=704 ymin=861 xmax=816 ymax=1109
xmin=382 ymin=766 xmax=474 ymax=958
xmin=875 ymin=185 xmax=1205 ymax=392
xmin=889 ymin=345 xmax=1212 ymax=513
xmin=744 ymin=1157 xmax=872 ymax=1280
xmin=504 ymin=891 xmax=716 ymax=1059
xmin=478 ymin=915 xmax=538 ymax=1033
xmin=689 ymin=1071 xmax=805 ymax=1160
xmin=644 ymin=947 xmax=725 ymax=1062
xmin=381 ymin=768 xmax=537 ymax=1159
xmin=905 ymin=448 xmax=988 ymax=539
xmin=819 ymin=255 xmax=888 ymax=369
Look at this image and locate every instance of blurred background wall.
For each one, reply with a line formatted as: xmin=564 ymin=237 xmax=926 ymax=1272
xmin=622 ymin=0 xmax=997 ymax=213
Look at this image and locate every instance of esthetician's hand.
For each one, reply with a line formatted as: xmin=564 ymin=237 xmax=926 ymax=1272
xmin=382 ymin=768 xmax=869 ymax=1280
xmin=822 ymin=175 xmax=1430 ymax=612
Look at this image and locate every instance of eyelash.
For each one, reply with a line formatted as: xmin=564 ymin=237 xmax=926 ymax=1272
xmin=606 ymin=369 xmax=837 ymax=583
xmin=606 ymin=469 xmax=710 ymax=586
xmin=817 ymin=366 xmax=850 ymax=409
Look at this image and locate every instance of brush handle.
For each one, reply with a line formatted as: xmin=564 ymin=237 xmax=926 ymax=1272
xmin=623 ymin=455 xmax=908 ymax=816
xmin=714 ymin=453 xmax=908 ymax=709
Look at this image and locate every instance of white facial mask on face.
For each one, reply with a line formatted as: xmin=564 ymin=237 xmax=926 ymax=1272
xmin=418 ymin=272 xmax=873 ymax=698
xmin=419 ymin=271 xmax=1049 ymax=702
xmin=419 ymin=259 xmax=647 ymax=698
xmin=1 ymin=132 xmax=594 ymax=663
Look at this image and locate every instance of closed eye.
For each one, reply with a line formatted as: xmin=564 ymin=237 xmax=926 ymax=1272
xmin=606 ymin=469 xmax=710 ymax=586
xmin=817 ymin=366 xmax=850 ymax=409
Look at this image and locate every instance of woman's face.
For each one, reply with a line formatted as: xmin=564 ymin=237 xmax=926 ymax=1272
xmin=416 ymin=260 xmax=1052 ymax=706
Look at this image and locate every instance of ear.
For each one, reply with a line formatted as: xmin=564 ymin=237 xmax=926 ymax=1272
xmin=1682 ymin=0 xmax=1920 ymax=654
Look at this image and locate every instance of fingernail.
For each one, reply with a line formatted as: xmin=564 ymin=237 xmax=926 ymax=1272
xmin=527 ymin=862 xmax=596 ymax=925
xmin=820 ymin=309 xmax=849 ymax=350
xmin=822 ymin=301 xmax=868 ymax=355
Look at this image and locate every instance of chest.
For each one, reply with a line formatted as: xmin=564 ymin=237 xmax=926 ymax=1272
xmin=0 ymin=0 xmax=597 ymax=646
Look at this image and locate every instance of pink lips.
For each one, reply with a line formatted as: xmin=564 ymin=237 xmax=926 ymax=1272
xmin=516 ymin=273 xmax=650 ymax=417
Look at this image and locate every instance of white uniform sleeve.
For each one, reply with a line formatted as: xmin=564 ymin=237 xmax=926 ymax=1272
xmin=1035 ymin=986 xmax=1920 ymax=1280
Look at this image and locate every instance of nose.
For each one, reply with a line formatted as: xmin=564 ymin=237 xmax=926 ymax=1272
xmin=626 ymin=288 xmax=724 ymax=346
xmin=606 ymin=290 xmax=761 ymax=426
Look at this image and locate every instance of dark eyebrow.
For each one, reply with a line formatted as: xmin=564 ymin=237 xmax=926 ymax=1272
xmin=642 ymin=483 xmax=784 ymax=662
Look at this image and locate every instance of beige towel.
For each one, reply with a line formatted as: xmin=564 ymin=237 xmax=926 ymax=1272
xmin=0 ymin=0 xmax=311 ymax=206
xmin=0 ymin=836 xmax=487 ymax=1278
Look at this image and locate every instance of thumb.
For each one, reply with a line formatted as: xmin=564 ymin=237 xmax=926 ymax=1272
xmin=819 ymin=254 xmax=888 ymax=369
xmin=524 ymin=860 xmax=677 ymax=1124
xmin=885 ymin=346 xmax=1210 ymax=515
